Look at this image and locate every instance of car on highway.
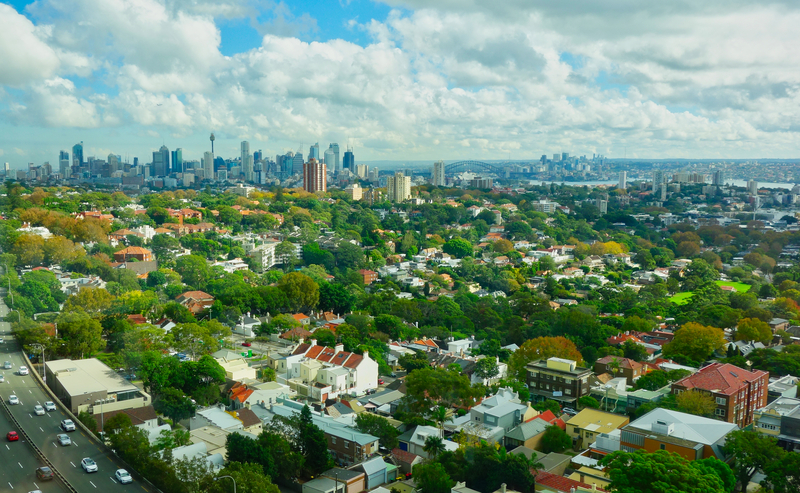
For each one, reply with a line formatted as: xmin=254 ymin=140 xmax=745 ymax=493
xmin=3 ymin=361 xmax=11 ymax=369
xmin=44 ymin=401 xmax=56 ymax=411
xmin=7 ymin=431 xmax=19 ymax=441
xmin=60 ymin=419 xmax=76 ymax=431
xmin=35 ymin=466 xmax=54 ymax=481
xmin=242 ymin=341 xmax=252 ymax=347
xmin=81 ymin=457 xmax=98 ymax=473
xmin=18 ymin=365 xmax=28 ymax=376
xmin=0 ymin=374 xmax=4 ymax=383
xmin=115 ymin=469 xmax=133 ymax=484
xmin=33 ymin=404 xmax=45 ymax=415
xmin=9 ymin=395 xmax=18 ymax=405
xmin=0 ymin=337 xmax=4 ymax=343
xmin=57 ymin=433 xmax=71 ymax=446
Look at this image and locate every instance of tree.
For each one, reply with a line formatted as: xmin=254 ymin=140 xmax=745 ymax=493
xmin=55 ymin=311 xmax=106 ymax=359
xmin=78 ymin=410 xmax=98 ymax=433
xmin=577 ymin=395 xmax=600 ymax=409
xmin=200 ymin=462 xmax=280 ymax=493
xmin=12 ymin=234 xmax=45 ymax=266
xmin=634 ymin=370 xmax=670 ymax=391
xmin=735 ymin=318 xmax=772 ymax=344
xmin=621 ymin=339 xmax=649 ymax=362
xmin=473 ymin=357 xmax=500 ymax=381
xmin=261 ymin=314 xmax=300 ymax=336
xmin=724 ymin=430 xmax=786 ymax=492
xmin=493 ymin=239 xmax=514 ymax=254
xmin=296 ymin=405 xmax=333 ymax=476
xmin=601 ymin=450 xmax=732 ymax=493
xmin=663 ymin=322 xmax=726 ymax=364
xmin=533 ymin=400 xmax=561 ymax=415
xmin=423 ymin=435 xmax=446 ymax=459
xmin=354 ymin=413 xmax=399 ymax=450
xmin=217 ymin=206 xmax=242 ymax=225
xmin=676 ymin=390 xmax=716 ymax=417
xmin=402 ymin=368 xmax=482 ymax=420
xmin=277 ymin=272 xmax=319 ymax=312
xmin=174 ymin=255 xmax=212 ymax=289
xmin=541 ymin=425 xmax=572 ymax=453
xmin=153 ymin=387 xmax=196 ymax=424
xmin=311 ymin=328 xmax=336 ymax=347
xmin=443 ymin=238 xmax=473 ymax=259
xmin=62 ymin=286 xmax=114 ymax=314
xmin=413 ymin=463 xmax=453 ymax=493
xmin=318 ymin=282 xmax=355 ymax=314
xmin=764 ymin=451 xmax=800 ymax=493
xmin=336 ymin=242 xmax=365 ymax=269
xmin=508 ymin=337 xmax=584 ymax=381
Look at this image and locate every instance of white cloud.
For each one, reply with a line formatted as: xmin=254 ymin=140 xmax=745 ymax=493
xmin=0 ymin=4 xmax=61 ymax=85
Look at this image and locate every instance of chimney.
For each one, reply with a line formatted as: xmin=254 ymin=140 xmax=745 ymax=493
xmin=501 ymin=484 xmax=506 ymax=493
xmin=580 ymin=474 xmax=585 ymax=483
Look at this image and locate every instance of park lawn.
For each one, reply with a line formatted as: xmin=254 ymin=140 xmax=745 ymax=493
xmin=669 ymin=280 xmax=752 ymax=305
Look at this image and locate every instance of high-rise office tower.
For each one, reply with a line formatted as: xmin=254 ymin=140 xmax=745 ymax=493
xmin=153 ymin=145 xmax=169 ymax=176
xmin=328 ymin=143 xmax=340 ymax=173
xmin=356 ymin=164 xmax=369 ymax=179
xmin=748 ymin=180 xmax=758 ymax=195
xmin=618 ymin=171 xmax=627 ymax=190
xmin=108 ymin=154 xmax=119 ymax=173
xmin=343 ymin=147 xmax=354 ymax=171
xmin=172 ymin=148 xmax=183 ymax=173
xmin=369 ymin=167 xmax=379 ymax=182
xmin=203 ymin=152 xmax=215 ymax=181
xmin=653 ymin=170 xmax=664 ymax=193
xmin=303 ymin=158 xmax=327 ymax=193
xmin=254 ymin=150 xmax=263 ymax=162
xmin=72 ymin=142 xmax=84 ymax=167
xmin=292 ymin=152 xmax=304 ymax=175
xmin=432 ymin=160 xmax=445 ymax=186
xmin=241 ymin=141 xmax=253 ymax=182
xmin=309 ymin=143 xmax=320 ymax=161
xmin=387 ymin=172 xmax=411 ymax=202
xmin=59 ymin=150 xmax=70 ymax=177
xmin=712 ymin=170 xmax=725 ymax=186
xmin=562 ymin=152 xmax=569 ymax=161
xmin=324 ymin=147 xmax=335 ymax=171
xmin=552 ymin=153 xmax=560 ymax=162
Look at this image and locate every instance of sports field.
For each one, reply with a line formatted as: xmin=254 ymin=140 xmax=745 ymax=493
xmin=669 ymin=280 xmax=751 ymax=304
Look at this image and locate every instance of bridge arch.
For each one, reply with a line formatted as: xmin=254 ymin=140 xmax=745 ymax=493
xmin=444 ymin=160 xmax=504 ymax=175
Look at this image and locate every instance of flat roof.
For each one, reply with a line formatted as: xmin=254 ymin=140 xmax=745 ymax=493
xmin=46 ymin=358 xmax=138 ymax=396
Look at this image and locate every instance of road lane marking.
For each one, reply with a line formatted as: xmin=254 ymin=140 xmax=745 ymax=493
xmin=110 ymin=478 xmax=117 ymax=483
xmin=71 ymin=461 xmax=76 ymax=468
xmin=90 ymin=480 xmax=97 ymax=488
xmin=39 ymin=427 xmax=43 ymax=432
xmin=4 ymin=444 xmax=8 ymax=450
xmin=17 ymin=462 xmax=22 ymax=468
xmin=7 ymin=481 xmax=12 ymax=489
xmin=33 ymin=482 xmax=39 ymax=489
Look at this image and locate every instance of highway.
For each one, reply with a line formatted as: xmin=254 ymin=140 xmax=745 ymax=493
xmin=0 ymin=296 xmax=156 ymax=493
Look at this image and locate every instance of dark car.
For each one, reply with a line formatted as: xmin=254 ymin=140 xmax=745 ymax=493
xmin=7 ymin=431 xmax=19 ymax=441
xmin=242 ymin=342 xmax=252 ymax=347
xmin=36 ymin=466 xmax=54 ymax=481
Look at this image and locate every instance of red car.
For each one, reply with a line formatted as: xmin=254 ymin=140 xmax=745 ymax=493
xmin=378 ymin=379 xmax=384 ymax=385
xmin=7 ymin=431 xmax=19 ymax=441
xmin=242 ymin=342 xmax=252 ymax=347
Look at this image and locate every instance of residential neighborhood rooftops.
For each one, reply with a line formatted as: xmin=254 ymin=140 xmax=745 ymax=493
xmin=625 ymin=408 xmax=738 ymax=446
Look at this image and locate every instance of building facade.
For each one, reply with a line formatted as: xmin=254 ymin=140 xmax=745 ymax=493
xmin=343 ymin=147 xmax=354 ymax=170
xmin=387 ymin=172 xmax=411 ymax=202
xmin=526 ymin=357 xmax=592 ymax=405
xmin=432 ymin=160 xmax=445 ymax=186
xmin=303 ymin=158 xmax=327 ymax=193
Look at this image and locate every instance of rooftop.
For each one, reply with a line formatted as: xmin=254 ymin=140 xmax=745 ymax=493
xmin=673 ymin=362 xmax=767 ymax=396
xmin=46 ymin=358 xmax=139 ymax=396
xmin=625 ymin=408 xmax=738 ymax=446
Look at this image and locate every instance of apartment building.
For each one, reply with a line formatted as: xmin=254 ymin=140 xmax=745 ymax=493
xmin=526 ymin=357 xmax=593 ymax=405
xmin=671 ymin=363 xmax=769 ymax=427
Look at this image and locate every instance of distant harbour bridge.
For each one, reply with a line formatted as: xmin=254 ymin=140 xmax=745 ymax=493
xmin=445 ymin=160 xmax=506 ymax=175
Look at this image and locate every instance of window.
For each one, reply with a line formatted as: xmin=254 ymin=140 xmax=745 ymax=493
xmin=716 ymin=397 xmax=726 ymax=405
xmin=332 ymin=437 xmax=337 ymax=444
xmin=345 ymin=441 xmax=349 ymax=448
xmin=715 ymin=409 xmax=726 ymax=417
xmin=660 ymin=444 xmax=666 ymax=450
xmin=565 ymin=388 xmax=572 ymax=395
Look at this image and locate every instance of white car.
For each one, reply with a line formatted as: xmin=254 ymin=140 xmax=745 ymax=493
xmin=3 ymin=361 xmax=11 ymax=370
xmin=44 ymin=401 xmax=56 ymax=411
xmin=61 ymin=419 xmax=76 ymax=431
xmin=33 ymin=405 xmax=45 ymax=416
xmin=9 ymin=395 xmax=18 ymax=405
xmin=115 ymin=469 xmax=133 ymax=484
xmin=0 ymin=374 xmax=4 ymax=383
xmin=81 ymin=457 xmax=98 ymax=473
xmin=57 ymin=433 xmax=71 ymax=446
xmin=18 ymin=366 xmax=28 ymax=376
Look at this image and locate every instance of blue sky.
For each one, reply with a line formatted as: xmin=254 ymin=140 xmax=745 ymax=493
xmin=2 ymin=0 xmax=800 ymax=168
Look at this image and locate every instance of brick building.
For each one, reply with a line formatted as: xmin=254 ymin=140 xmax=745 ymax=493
xmin=113 ymin=246 xmax=153 ymax=262
xmin=526 ymin=357 xmax=592 ymax=405
xmin=671 ymin=363 xmax=769 ymax=427
xmin=593 ymin=356 xmax=646 ymax=385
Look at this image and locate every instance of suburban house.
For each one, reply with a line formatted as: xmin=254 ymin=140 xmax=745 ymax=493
xmin=593 ymin=356 xmax=646 ymax=385
xmin=526 ymin=357 xmax=593 ymax=405
xmin=753 ymin=396 xmax=800 ymax=451
xmin=175 ymin=290 xmax=215 ymax=314
xmin=671 ymin=362 xmax=769 ymax=428
xmin=113 ymin=246 xmax=153 ymax=262
xmin=504 ymin=410 xmax=565 ymax=450
xmin=566 ymin=409 xmax=630 ymax=449
xmin=619 ymin=408 xmax=738 ymax=461
xmin=397 ymin=425 xmax=458 ymax=459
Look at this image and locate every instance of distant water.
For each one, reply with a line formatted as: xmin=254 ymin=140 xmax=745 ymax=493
xmin=529 ymin=179 xmax=799 ymax=190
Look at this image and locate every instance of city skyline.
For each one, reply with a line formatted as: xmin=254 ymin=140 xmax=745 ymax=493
xmin=3 ymin=1 xmax=800 ymax=167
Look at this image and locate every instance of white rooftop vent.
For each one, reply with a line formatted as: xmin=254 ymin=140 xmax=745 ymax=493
xmin=652 ymin=419 xmax=675 ymax=436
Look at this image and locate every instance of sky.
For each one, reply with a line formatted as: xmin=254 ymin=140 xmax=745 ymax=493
xmin=2 ymin=0 xmax=800 ymax=169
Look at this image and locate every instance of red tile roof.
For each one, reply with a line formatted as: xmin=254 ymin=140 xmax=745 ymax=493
xmin=305 ymin=345 xmax=325 ymax=359
xmin=391 ymin=448 xmax=421 ymax=464
xmin=177 ymin=290 xmax=214 ymax=301
xmin=281 ymin=327 xmax=312 ymax=340
xmin=343 ymin=354 xmax=363 ymax=369
xmin=292 ymin=343 xmax=311 ymax=355
xmin=317 ymin=347 xmax=336 ymax=363
xmin=236 ymin=408 xmax=261 ymax=428
xmin=674 ymin=363 xmax=768 ymax=396
xmin=595 ymin=356 xmax=643 ymax=371
xmin=229 ymin=383 xmax=254 ymax=403
xmin=535 ymin=471 xmax=608 ymax=493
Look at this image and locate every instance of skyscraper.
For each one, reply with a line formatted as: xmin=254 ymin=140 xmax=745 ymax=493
xmin=241 ymin=141 xmax=253 ymax=182
xmin=748 ymin=180 xmax=758 ymax=195
xmin=343 ymin=146 xmax=354 ymax=171
xmin=292 ymin=152 xmax=304 ymax=175
xmin=309 ymin=143 xmax=320 ymax=161
xmin=59 ymin=150 xmax=70 ymax=177
xmin=653 ymin=170 xmax=664 ymax=193
xmin=324 ymin=148 xmax=335 ymax=171
xmin=203 ymin=152 xmax=215 ymax=181
xmin=387 ymin=172 xmax=411 ymax=202
xmin=303 ymin=158 xmax=327 ymax=193
xmin=712 ymin=170 xmax=725 ymax=186
xmin=254 ymin=150 xmax=263 ymax=162
xmin=172 ymin=148 xmax=183 ymax=173
xmin=356 ymin=164 xmax=369 ymax=179
xmin=562 ymin=152 xmax=569 ymax=161
xmin=72 ymin=142 xmax=84 ymax=167
xmin=328 ymin=143 xmax=340 ymax=173
xmin=153 ymin=145 xmax=169 ymax=176
xmin=432 ymin=160 xmax=445 ymax=186
xmin=618 ymin=171 xmax=627 ymax=190
xmin=552 ymin=153 xmax=560 ymax=162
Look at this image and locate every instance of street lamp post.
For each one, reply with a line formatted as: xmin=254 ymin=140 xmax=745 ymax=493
xmin=95 ymin=399 xmax=107 ymax=436
xmin=30 ymin=343 xmax=45 ymax=386
xmin=215 ymin=475 xmax=237 ymax=493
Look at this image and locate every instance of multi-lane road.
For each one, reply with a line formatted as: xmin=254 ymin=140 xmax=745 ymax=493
xmin=0 ymin=296 xmax=155 ymax=493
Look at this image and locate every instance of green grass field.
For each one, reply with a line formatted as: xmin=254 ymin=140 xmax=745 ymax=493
xmin=669 ymin=280 xmax=752 ymax=305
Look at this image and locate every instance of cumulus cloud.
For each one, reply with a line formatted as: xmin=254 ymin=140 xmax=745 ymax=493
xmin=0 ymin=4 xmax=61 ymax=85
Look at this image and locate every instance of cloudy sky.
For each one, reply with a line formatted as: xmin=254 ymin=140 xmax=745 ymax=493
xmin=2 ymin=0 xmax=800 ymax=168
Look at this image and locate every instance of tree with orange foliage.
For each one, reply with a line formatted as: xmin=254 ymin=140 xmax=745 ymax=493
xmin=509 ymin=336 xmax=584 ymax=381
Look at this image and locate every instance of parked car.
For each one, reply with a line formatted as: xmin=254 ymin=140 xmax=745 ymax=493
xmin=44 ymin=401 xmax=56 ymax=412
xmin=35 ymin=466 xmax=54 ymax=481
xmin=57 ymin=434 xmax=71 ymax=446
xmin=378 ymin=379 xmax=385 ymax=385
xmin=242 ymin=342 xmax=252 ymax=347
xmin=562 ymin=407 xmax=578 ymax=416
xmin=33 ymin=405 xmax=45 ymax=416
xmin=9 ymin=395 xmax=18 ymax=405
xmin=18 ymin=366 xmax=28 ymax=376
xmin=81 ymin=458 xmax=98 ymax=473
xmin=61 ymin=419 xmax=76 ymax=431
xmin=115 ymin=469 xmax=133 ymax=484
xmin=7 ymin=431 xmax=19 ymax=441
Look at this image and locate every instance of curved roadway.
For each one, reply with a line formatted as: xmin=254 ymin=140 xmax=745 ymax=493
xmin=0 ymin=297 xmax=155 ymax=493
